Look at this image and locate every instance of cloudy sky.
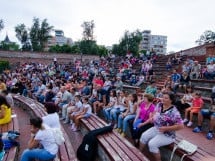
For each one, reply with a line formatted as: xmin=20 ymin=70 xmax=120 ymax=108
xmin=0 ymin=0 xmax=214 ymax=52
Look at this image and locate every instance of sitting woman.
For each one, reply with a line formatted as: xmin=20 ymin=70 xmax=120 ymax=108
xmin=21 ymin=117 xmax=58 ymax=161
xmin=139 ymin=92 xmax=184 ymax=161
xmin=131 ymin=93 xmax=155 ymax=146
xmin=117 ymin=93 xmax=138 ymax=137
xmin=178 ymin=71 xmax=191 ymax=93
xmin=0 ymin=95 xmax=11 ymax=125
xmin=42 ymin=102 xmax=60 ymax=128
xmin=175 ymin=85 xmax=193 ymax=112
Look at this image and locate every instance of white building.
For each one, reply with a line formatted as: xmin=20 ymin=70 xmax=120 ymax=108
xmin=139 ymin=30 xmax=167 ymax=55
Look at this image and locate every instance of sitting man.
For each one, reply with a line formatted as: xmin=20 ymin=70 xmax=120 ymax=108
xmin=193 ymin=104 xmax=215 ymax=140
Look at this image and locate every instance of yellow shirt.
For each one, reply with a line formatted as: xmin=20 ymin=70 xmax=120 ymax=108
xmin=0 ymin=104 xmax=11 ymax=125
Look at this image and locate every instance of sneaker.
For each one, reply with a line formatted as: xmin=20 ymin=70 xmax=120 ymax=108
xmin=187 ymin=121 xmax=193 ymax=127
xmin=183 ymin=118 xmax=188 ymax=123
xmin=193 ymin=127 xmax=202 ymax=133
xmin=206 ymin=132 xmax=213 ymax=140
xmin=113 ymin=124 xmax=117 ymax=129
xmin=121 ymin=132 xmax=126 ymax=137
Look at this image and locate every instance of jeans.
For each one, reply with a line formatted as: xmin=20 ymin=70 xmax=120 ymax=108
xmin=103 ymin=107 xmax=113 ymax=121
xmin=21 ymin=148 xmax=56 ymax=161
xmin=110 ymin=108 xmax=120 ymax=122
xmin=118 ymin=114 xmax=136 ymax=133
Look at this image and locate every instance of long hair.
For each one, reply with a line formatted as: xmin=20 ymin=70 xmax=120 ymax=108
xmin=0 ymin=95 xmax=10 ymax=108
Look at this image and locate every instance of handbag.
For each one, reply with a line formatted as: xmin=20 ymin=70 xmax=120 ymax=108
xmin=169 ymin=140 xmax=197 ymax=161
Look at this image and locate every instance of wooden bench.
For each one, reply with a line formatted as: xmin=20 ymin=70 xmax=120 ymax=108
xmin=13 ymin=95 xmax=78 ymax=161
xmin=0 ymin=111 xmax=19 ymax=161
xmin=80 ymin=114 xmax=149 ymax=161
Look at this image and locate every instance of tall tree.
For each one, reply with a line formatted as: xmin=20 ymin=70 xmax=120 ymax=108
xmin=30 ymin=17 xmax=53 ymax=51
xmin=30 ymin=18 xmax=41 ymax=51
xmin=15 ymin=24 xmax=31 ymax=51
xmin=81 ymin=20 xmax=95 ymax=40
xmin=39 ymin=19 xmax=53 ymax=50
xmin=196 ymin=30 xmax=215 ymax=45
xmin=0 ymin=19 xmax=4 ymax=33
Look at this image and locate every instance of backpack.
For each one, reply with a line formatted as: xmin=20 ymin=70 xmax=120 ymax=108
xmin=51 ymin=128 xmax=65 ymax=146
xmin=77 ymin=125 xmax=113 ymax=161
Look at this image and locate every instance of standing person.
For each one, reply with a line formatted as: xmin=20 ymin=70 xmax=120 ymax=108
xmin=21 ymin=117 xmax=58 ymax=161
xmin=0 ymin=95 xmax=11 ymax=125
xmin=139 ymin=92 xmax=184 ymax=161
xmin=117 ymin=93 xmax=138 ymax=137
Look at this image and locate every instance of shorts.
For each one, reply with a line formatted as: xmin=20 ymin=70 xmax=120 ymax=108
xmin=201 ymin=109 xmax=215 ymax=117
xmin=190 ymin=107 xmax=201 ymax=113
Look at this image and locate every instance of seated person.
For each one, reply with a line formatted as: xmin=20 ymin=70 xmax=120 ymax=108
xmin=71 ymin=97 xmax=92 ymax=132
xmin=139 ymin=92 xmax=184 ymax=161
xmin=175 ymin=85 xmax=193 ymax=111
xmin=21 ymin=117 xmax=58 ymax=161
xmin=211 ymin=85 xmax=215 ymax=104
xmin=178 ymin=71 xmax=191 ymax=92
xmin=0 ymin=95 xmax=11 ymax=125
xmin=131 ymin=94 xmax=155 ymax=146
xmin=193 ymin=104 xmax=215 ymax=140
xmin=183 ymin=92 xmax=204 ymax=127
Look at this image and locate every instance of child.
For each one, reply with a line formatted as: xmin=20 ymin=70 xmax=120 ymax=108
xmin=71 ymin=97 xmax=92 ymax=131
xmin=183 ymin=92 xmax=204 ymax=127
xmin=103 ymin=90 xmax=117 ymax=122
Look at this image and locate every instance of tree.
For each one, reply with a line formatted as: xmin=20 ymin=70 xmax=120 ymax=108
xmin=196 ymin=30 xmax=215 ymax=45
xmin=0 ymin=19 xmax=4 ymax=33
xmin=15 ymin=24 xmax=31 ymax=51
xmin=30 ymin=17 xmax=53 ymax=52
xmin=112 ymin=30 xmax=142 ymax=56
xmin=81 ymin=20 xmax=95 ymax=40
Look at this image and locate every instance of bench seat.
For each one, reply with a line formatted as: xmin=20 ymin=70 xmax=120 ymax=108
xmin=13 ymin=95 xmax=78 ymax=161
xmin=80 ymin=114 xmax=149 ymax=161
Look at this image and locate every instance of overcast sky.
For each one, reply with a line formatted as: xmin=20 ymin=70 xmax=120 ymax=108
xmin=0 ymin=0 xmax=214 ymax=52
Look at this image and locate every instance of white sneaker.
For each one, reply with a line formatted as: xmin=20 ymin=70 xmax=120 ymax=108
xmin=187 ymin=121 xmax=193 ymax=127
xmin=183 ymin=118 xmax=188 ymax=123
xmin=113 ymin=124 xmax=117 ymax=129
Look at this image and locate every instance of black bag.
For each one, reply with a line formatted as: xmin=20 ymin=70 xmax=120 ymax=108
xmin=77 ymin=125 xmax=113 ymax=161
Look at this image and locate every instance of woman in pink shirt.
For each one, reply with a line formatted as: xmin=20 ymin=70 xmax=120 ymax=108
xmin=131 ymin=93 xmax=155 ymax=146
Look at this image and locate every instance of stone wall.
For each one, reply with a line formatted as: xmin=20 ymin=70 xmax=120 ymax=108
xmin=173 ymin=43 xmax=215 ymax=57
xmin=0 ymin=50 xmax=100 ymax=65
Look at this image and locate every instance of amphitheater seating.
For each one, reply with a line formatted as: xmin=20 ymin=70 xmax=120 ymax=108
xmin=80 ymin=114 xmax=149 ymax=161
xmin=0 ymin=111 xmax=19 ymax=161
xmin=13 ymin=95 xmax=78 ymax=161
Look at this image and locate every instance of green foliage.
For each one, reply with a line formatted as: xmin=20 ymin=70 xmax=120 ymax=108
xmin=0 ymin=41 xmax=19 ymax=51
xmin=0 ymin=60 xmax=9 ymax=73
xmin=196 ymin=30 xmax=215 ymax=45
xmin=81 ymin=20 xmax=95 ymax=41
xmin=0 ymin=19 xmax=4 ymax=32
xmin=30 ymin=17 xmax=53 ymax=52
xmin=98 ymin=45 xmax=108 ymax=56
xmin=15 ymin=23 xmax=31 ymax=51
xmin=112 ymin=30 xmax=142 ymax=56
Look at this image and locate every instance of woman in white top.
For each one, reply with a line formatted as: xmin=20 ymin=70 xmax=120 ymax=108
xmin=117 ymin=93 xmax=138 ymax=137
xmin=42 ymin=102 xmax=60 ymax=128
xmin=21 ymin=117 xmax=58 ymax=161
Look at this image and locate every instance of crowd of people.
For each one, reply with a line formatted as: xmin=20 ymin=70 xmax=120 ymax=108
xmin=0 ymin=52 xmax=214 ymax=161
